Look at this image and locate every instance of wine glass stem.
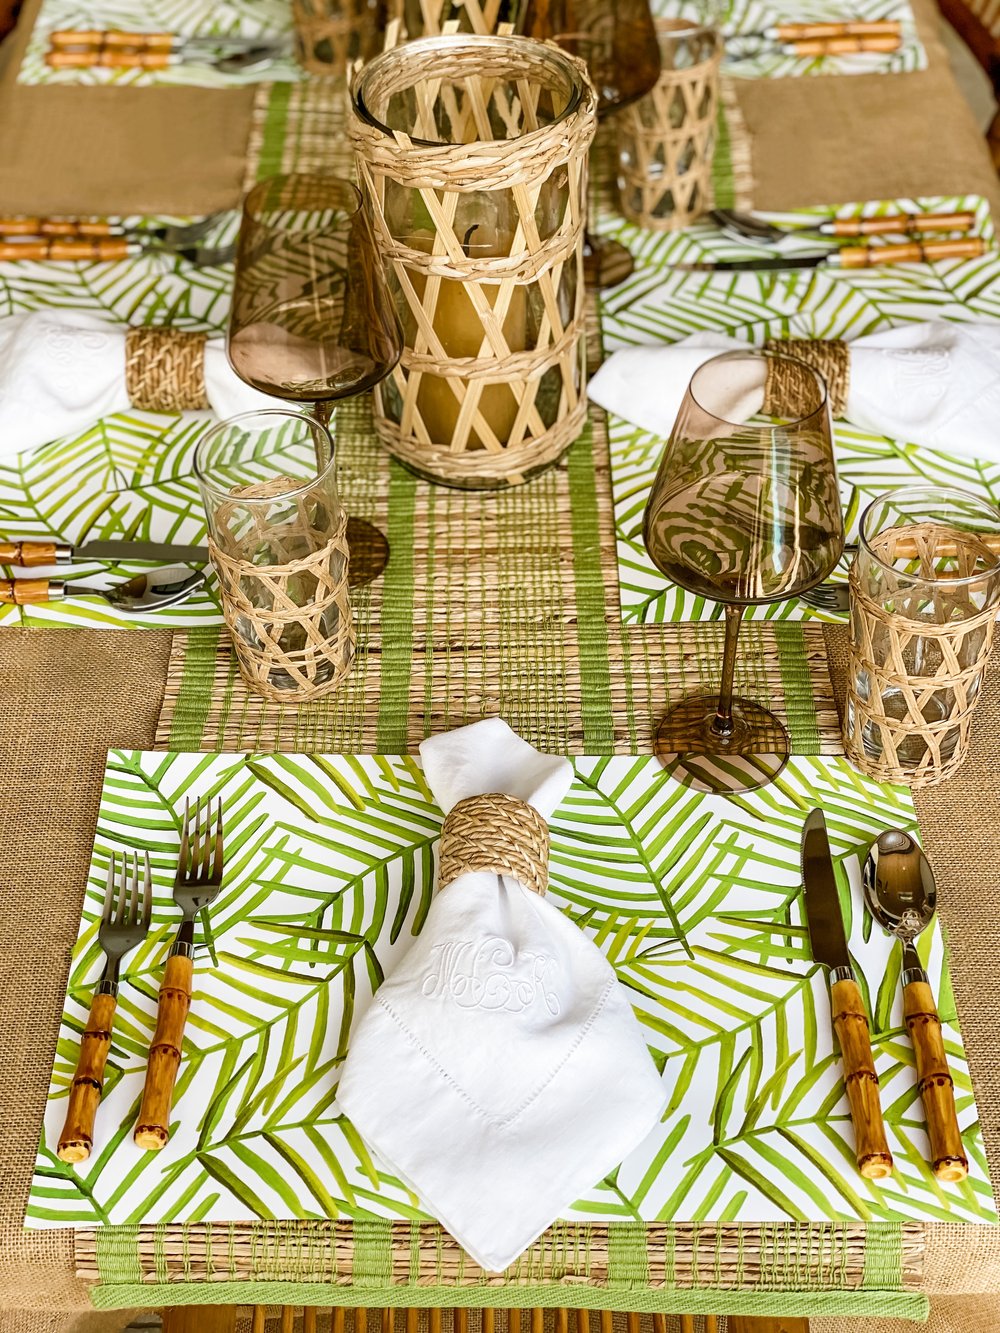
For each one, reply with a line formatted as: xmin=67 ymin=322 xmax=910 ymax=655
xmin=713 ymin=604 xmax=744 ymax=739
xmin=310 ymin=400 xmax=334 ymax=468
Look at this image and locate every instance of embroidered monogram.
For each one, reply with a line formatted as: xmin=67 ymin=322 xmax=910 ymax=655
xmin=421 ymin=938 xmax=561 ymax=1016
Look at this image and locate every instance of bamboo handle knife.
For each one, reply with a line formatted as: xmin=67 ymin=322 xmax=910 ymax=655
xmin=831 ymin=977 xmax=894 ymax=1179
xmin=773 ymin=19 xmax=901 ymax=37
xmin=829 ymin=211 xmax=976 ymax=236
xmin=0 ymin=217 xmax=116 ymax=237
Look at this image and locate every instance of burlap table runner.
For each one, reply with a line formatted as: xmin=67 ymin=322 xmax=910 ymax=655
xmin=2 ymin=0 xmax=1000 ymax=1324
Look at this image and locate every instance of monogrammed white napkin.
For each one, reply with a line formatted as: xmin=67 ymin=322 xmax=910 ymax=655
xmin=336 ymin=719 xmax=667 ymax=1272
xmin=588 ymin=322 xmax=1000 ymax=463
xmin=0 ymin=310 xmax=281 ymax=456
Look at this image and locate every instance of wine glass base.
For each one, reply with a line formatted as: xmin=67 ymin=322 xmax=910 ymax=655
xmin=653 ymin=695 xmax=790 ymax=794
xmin=346 ymin=517 xmax=390 ymax=588
xmin=584 ymin=235 xmax=635 ymax=289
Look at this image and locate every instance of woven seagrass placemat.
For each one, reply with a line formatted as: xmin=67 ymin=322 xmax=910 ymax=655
xmin=154 ymin=617 xmax=840 ymax=755
xmin=75 ymin=1219 xmax=925 ymax=1318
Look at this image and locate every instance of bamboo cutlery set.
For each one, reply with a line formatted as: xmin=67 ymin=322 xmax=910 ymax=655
xmin=57 ymin=799 xmax=225 ymax=1162
xmin=802 ymin=810 xmax=967 ymax=1184
xmin=0 ymin=212 xmax=234 ymax=265
xmin=43 ymin=28 xmax=288 ymax=71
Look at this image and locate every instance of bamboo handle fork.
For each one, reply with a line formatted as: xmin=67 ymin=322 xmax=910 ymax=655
xmin=58 ymin=851 xmax=152 ymax=1162
xmin=135 ymin=798 xmax=224 ymax=1151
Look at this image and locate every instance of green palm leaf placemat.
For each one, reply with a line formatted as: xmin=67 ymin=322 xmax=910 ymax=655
xmin=659 ymin=0 xmax=925 ymax=77
xmin=599 ymin=194 xmax=1000 ymax=625
xmin=29 ymin=751 xmax=994 ymax=1261
xmin=17 ymin=0 xmax=298 ymax=85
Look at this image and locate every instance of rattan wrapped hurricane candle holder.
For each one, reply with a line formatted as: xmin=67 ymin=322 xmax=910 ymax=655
xmin=616 ymin=19 xmax=722 ymax=231
xmin=844 ymin=488 xmax=1000 ymax=788
xmin=349 ymin=34 xmax=598 ymax=489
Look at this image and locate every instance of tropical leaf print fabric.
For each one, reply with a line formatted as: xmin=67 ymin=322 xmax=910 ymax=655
xmin=27 ymin=750 xmax=996 ymax=1228
xmin=660 ymin=0 xmax=925 ymax=78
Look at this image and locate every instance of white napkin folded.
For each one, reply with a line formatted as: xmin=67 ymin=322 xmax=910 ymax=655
xmin=588 ymin=322 xmax=1000 ymax=463
xmin=336 ymin=719 xmax=667 ymax=1272
xmin=0 ymin=310 xmax=282 ymax=457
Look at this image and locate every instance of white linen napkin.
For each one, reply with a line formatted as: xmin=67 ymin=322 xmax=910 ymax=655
xmin=336 ymin=719 xmax=667 ymax=1272
xmin=588 ymin=322 xmax=1000 ymax=464
xmin=0 ymin=310 xmax=282 ymax=457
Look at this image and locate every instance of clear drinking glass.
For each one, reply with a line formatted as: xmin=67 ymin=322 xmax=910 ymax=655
xmin=643 ymin=349 xmax=843 ymax=792
xmin=194 ymin=409 xmax=354 ymax=702
xmin=845 ymin=485 xmax=1000 ymax=786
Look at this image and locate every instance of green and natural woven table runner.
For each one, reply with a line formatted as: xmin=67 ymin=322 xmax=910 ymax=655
xmin=77 ymin=1220 xmax=926 ymax=1319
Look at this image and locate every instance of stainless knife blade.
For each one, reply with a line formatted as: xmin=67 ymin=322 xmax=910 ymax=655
xmin=675 ymin=254 xmax=832 ymax=273
xmin=74 ymin=540 xmax=208 ymax=563
xmin=801 ymin=807 xmax=852 ymax=975
xmin=0 ymin=538 xmax=209 ymax=567
xmin=801 ymin=806 xmax=894 ymax=1180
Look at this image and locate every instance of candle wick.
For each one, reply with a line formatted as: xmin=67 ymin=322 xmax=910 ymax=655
xmin=461 ymin=224 xmax=480 ymax=256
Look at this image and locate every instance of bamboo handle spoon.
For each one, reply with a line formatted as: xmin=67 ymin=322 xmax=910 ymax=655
xmin=863 ymin=830 xmax=968 ymax=1182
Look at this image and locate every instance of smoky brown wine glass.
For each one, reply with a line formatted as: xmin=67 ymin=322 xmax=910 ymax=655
xmin=642 ymin=348 xmax=844 ymax=792
xmin=228 ymin=173 xmax=402 ymax=585
xmin=518 ymin=0 xmax=661 ymax=288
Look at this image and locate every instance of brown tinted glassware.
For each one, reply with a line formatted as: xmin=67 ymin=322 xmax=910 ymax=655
xmin=519 ymin=0 xmax=660 ymax=287
xmin=642 ymin=349 xmax=844 ymax=792
xmin=228 ymin=174 xmax=402 ymax=585
xmin=229 ymin=174 xmax=402 ymax=420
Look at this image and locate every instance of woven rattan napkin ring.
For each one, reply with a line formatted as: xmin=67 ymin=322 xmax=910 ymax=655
xmin=438 ymin=793 xmax=550 ymax=897
xmin=124 ymin=327 xmax=210 ymax=412
xmin=763 ymin=338 xmax=850 ymax=418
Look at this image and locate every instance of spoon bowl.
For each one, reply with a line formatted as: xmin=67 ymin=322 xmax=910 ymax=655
xmin=101 ymin=566 xmax=206 ymax=614
xmin=862 ymin=827 xmax=936 ymax=944
xmin=710 ymin=209 xmax=790 ymax=244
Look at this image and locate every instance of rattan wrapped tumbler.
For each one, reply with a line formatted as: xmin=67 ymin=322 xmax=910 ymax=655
xmin=844 ymin=487 xmax=1000 ymax=788
xmin=292 ymin=0 xmax=382 ymax=75
xmin=616 ymin=18 xmax=722 ymax=231
xmin=195 ymin=411 xmax=355 ymax=704
xmin=349 ymin=34 xmax=598 ymax=489
xmin=386 ymin=0 xmax=509 ymax=37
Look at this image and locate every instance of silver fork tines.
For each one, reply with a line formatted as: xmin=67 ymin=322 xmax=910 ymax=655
xmin=96 ymin=849 xmax=153 ymax=995
xmin=170 ymin=798 xmax=225 ymax=959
